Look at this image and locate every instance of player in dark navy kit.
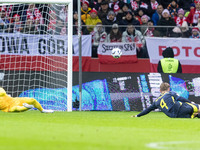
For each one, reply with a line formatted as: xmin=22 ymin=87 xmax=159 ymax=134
xmin=132 ymin=82 xmax=200 ymax=118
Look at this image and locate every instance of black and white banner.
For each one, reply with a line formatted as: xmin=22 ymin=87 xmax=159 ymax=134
xmin=0 ymin=33 xmax=92 ymax=56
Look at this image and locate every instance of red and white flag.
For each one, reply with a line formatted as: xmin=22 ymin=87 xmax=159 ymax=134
xmin=97 ymin=42 xmax=137 ymax=64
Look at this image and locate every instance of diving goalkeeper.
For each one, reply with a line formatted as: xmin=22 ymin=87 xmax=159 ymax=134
xmin=0 ymin=87 xmax=54 ymax=113
xmin=132 ymin=82 xmax=200 ymax=118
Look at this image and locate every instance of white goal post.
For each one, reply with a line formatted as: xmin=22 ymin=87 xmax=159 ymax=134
xmin=0 ymin=0 xmax=73 ymax=112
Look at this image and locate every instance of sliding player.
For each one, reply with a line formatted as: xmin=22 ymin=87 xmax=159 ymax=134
xmin=0 ymin=87 xmax=54 ymax=113
xmin=132 ymin=82 xmax=200 ymax=118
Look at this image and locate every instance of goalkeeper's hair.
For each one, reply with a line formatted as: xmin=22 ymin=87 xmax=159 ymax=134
xmin=160 ymin=82 xmax=170 ymax=92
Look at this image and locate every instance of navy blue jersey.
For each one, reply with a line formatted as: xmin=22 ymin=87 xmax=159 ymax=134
xmin=137 ymin=91 xmax=191 ymax=118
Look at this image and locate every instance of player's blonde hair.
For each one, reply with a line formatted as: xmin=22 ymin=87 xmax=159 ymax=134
xmin=160 ymin=82 xmax=170 ymax=92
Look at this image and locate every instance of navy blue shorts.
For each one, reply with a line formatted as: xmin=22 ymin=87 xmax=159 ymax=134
xmin=177 ymin=103 xmax=199 ymax=118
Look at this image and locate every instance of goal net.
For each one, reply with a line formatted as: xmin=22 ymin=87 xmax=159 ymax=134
xmin=0 ymin=1 xmax=73 ymax=111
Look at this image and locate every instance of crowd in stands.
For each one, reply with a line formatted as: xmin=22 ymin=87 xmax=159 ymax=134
xmin=0 ymin=0 xmax=200 ymax=58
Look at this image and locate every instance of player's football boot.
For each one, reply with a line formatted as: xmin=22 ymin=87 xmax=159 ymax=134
xmin=41 ymin=109 xmax=54 ymax=113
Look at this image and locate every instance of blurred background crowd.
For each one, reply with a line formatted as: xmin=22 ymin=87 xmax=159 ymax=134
xmin=0 ymin=0 xmax=200 ymax=58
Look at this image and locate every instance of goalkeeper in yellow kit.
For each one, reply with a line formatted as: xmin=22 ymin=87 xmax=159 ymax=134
xmin=0 ymin=87 xmax=54 ymax=113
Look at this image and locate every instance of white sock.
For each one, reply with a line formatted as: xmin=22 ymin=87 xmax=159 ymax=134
xmin=23 ymin=103 xmax=34 ymax=109
xmin=41 ymin=109 xmax=54 ymax=113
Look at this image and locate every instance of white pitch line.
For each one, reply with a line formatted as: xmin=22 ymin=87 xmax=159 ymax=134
xmin=146 ymin=141 xmax=199 ymax=150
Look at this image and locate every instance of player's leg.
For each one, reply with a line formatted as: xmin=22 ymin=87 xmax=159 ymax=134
xmin=8 ymin=99 xmax=33 ymax=112
xmin=194 ymin=104 xmax=200 ymax=118
xmin=21 ymin=98 xmax=54 ymax=113
xmin=9 ymin=106 xmax=29 ymax=112
xmin=186 ymin=103 xmax=200 ymax=118
xmin=19 ymin=98 xmax=44 ymax=111
xmin=197 ymin=104 xmax=200 ymax=113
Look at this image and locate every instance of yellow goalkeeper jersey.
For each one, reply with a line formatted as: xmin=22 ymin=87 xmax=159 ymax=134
xmin=0 ymin=88 xmax=15 ymax=111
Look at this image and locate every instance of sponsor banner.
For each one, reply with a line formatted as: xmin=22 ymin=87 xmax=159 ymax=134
xmin=146 ymin=37 xmax=200 ymax=73
xmin=0 ymin=33 xmax=92 ymax=56
xmin=97 ymin=42 xmax=137 ymax=64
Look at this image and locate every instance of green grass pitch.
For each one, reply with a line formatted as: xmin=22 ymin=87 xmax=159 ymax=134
xmin=0 ymin=111 xmax=200 ymax=150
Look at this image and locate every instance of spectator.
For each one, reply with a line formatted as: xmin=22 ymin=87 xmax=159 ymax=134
xmin=37 ymin=4 xmax=50 ymax=33
xmin=122 ymin=24 xmax=144 ymax=44
xmin=122 ymin=24 xmax=148 ymax=58
xmin=0 ymin=4 xmax=24 ymax=23
xmin=129 ymin=0 xmax=148 ymax=15
xmin=180 ymin=21 xmax=191 ymax=38
xmin=184 ymin=3 xmax=195 ymax=18
xmin=97 ymin=1 xmax=110 ymax=22
xmin=91 ymin=22 xmax=107 ymax=46
xmin=85 ymin=8 xmax=102 ymax=33
xmin=55 ymin=19 xmax=66 ymax=35
xmin=169 ymin=26 xmax=182 ymax=37
xmin=130 ymin=0 xmax=141 ymax=13
xmin=22 ymin=17 xmax=37 ymax=34
xmin=116 ymin=3 xmax=130 ymax=21
xmin=91 ymin=0 xmax=103 ymax=11
xmin=187 ymin=0 xmax=200 ymax=26
xmin=59 ymin=5 xmax=68 ymax=22
xmin=73 ymin=10 xmax=78 ymax=22
xmin=190 ymin=27 xmax=200 ymax=38
xmin=91 ymin=22 xmax=107 ymax=57
xmin=174 ymin=8 xmax=186 ymax=27
xmin=0 ymin=4 xmax=17 ymax=23
xmin=47 ymin=10 xmax=57 ymax=34
xmin=152 ymin=4 xmax=164 ymax=25
xmin=157 ymin=9 xmax=176 ymax=37
xmin=73 ymin=19 xmax=89 ymax=35
xmin=141 ymin=14 xmax=150 ymax=34
xmin=135 ymin=8 xmax=145 ymax=24
xmin=178 ymin=0 xmax=193 ymax=12
xmin=11 ymin=14 xmax=22 ymax=33
xmin=47 ymin=4 xmax=62 ymax=17
xmin=0 ymin=8 xmax=9 ymax=32
xmin=144 ymin=19 xmax=160 ymax=37
xmin=47 ymin=4 xmax=62 ymax=33
xmin=149 ymin=0 xmax=159 ymax=11
xmin=109 ymin=0 xmax=124 ymax=14
xmin=21 ymin=4 xmax=44 ymax=33
xmin=119 ymin=9 xmax=140 ymax=32
xmin=22 ymin=4 xmax=43 ymax=26
xmin=107 ymin=23 xmax=122 ymax=42
xmin=102 ymin=10 xmax=117 ymax=34
xmin=157 ymin=47 xmax=182 ymax=73
xmin=81 ymin=0 xmax=91 ymax=23
xmin=147 ymin=0 xmax=160 ymax=18
xmin=167 ymin=0 xmax=179 ymax=19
